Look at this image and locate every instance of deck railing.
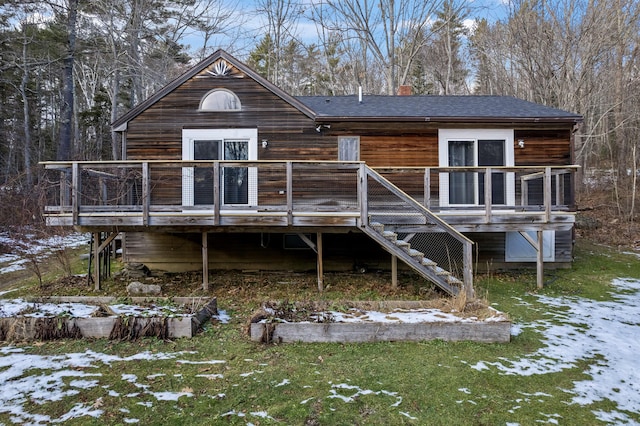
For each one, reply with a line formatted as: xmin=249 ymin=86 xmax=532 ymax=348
xmin=375 ymin=165 xmax=578 ymax=224
xmin=42 ymin=161 xmax=578 ymax=228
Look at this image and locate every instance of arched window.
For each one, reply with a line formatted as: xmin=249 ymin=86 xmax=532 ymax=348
xmin=199 ymin=89 xmax=241 ymax=111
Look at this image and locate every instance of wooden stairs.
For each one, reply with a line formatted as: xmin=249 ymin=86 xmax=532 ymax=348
xmin=361 ymin=166 xmax=474 ymax=297
xmin=362 ymin=221 xmax=463 ymax=296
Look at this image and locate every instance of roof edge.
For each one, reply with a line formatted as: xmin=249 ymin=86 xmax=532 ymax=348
xmin=313 ymin=116 xmax=583 ymax=124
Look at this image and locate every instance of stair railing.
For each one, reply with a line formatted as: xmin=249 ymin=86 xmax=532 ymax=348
xmin=360 ymin=164 xmax=474 ymax=297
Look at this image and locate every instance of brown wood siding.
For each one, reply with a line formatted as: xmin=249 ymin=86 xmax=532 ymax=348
xmin=124 ymin=67 xmax=332 ymax=162
xmin=123 ymin=230 xmax=572 ymax=274
xmin=360 ymin=134 xmax=438 ymax=167
xmin=124 ymin=232 xmax=389 ymax=272
xmin=514 ymin=129 xmax=572 ymax=166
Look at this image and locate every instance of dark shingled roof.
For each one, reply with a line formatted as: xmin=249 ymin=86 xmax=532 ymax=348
xmin=296 ymin=95 xmax=582 ymax=123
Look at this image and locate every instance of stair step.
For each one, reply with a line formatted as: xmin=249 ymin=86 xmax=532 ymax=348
xmin=370 ymin=222 xmax=384 ymax=232
xmin=394 ymin=240 xmax=410 ymax=251
xmin=433 ymin=266 xmax=451 ymax=276
xmin=382 ymin=231 xmax=397 ymax=241
xmin=421 ymin=259 xmax=437 ymax=267
xmin=408 ymin=249 xmax=424 ymax=259
xmin=447 ymin=276 xmax=463 ymax=285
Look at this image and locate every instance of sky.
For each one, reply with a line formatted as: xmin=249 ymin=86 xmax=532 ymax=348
xmin=180 ymin=0 xmax=510 ymax=57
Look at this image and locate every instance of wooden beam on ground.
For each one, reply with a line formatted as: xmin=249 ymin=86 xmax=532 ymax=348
xmin=202 ymin=232 xmax=209 ymax=291
xmin=391 ymin=254 xmax=398 ymax=289
xmin=316 ymin=232 xmax=324 ymax=292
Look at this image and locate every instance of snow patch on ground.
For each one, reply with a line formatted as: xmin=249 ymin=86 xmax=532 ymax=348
xmin=328 ymin=307 xmax=507 ymax=323
xmin=0 ymin=299 xmax=229 ymax=321
xmin=0 ymin=232 xmax=89 ymax=275
xmin=471 ymin=277 xmax=640 ymax=423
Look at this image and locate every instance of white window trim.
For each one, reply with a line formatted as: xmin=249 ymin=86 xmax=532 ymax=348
xmin=182 ymin=128 xmax=258 ymax=207
xmin=438 ymin=129 xmax=515 ymax=207
xmin=198 ymin=88 xmax=241 ymax=111
xmin=338 ymin=136 xmax=360 ymax=161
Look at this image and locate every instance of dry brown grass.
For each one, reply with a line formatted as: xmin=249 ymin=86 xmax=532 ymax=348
xmin=36 ymin=268 xmax=495 ymax=321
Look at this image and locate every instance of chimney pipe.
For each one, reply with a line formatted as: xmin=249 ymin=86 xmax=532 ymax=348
xmin=398 ymin=85 xmax=412 ymax=96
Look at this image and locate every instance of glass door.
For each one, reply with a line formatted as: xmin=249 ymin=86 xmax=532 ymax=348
xmin=447 ymin=139 xmax=506 ymax=205
xmin=182 ymin=128 xmax=257 ymax=208
xmin=222 ymin=140 xmax=249 ymax=204
xmin=192 ymin=139 xmax=249 ymax=205
xmin=478 ymin=140 xmax=506 ymax=205
xmin=448 ymin=140 xmax=475 ymax=204
xmin=193 ymin=140 xmax=220 ymax=205
xmin=439 ymin=129 xmax=514 ymax=208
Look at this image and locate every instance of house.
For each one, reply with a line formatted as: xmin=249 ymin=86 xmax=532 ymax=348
xmin=43 ymin=50 xmax=582 ymax=296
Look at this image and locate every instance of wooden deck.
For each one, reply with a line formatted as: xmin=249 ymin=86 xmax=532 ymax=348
xmin=42 ymin=160 xmax=578 ymax=294
xmin=42 ymin=161 xmax=577 ymax=233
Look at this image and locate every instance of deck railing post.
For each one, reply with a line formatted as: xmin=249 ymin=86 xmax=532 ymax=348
xmin=484 ymin=167 xmax=492 ymax=223
xmin=142 ymin=162 xmax=149 ymax=226
xmin=213 ymin=162 xmax=220 ymax=225
xmin=521 ymin=175 xmax=528 ymax=208
xmin=424 ymin=168 xmax=430 ymax=209
xmin=555 ymin=173 xmax=563 ymax=206
xmin=72 ymin=163 xmax=79 ymax=225
xmin=286 ymin=161 xmax=293 ymax=225
xmin=359 ymin=163 xmax=368 ymax=227
xmin=544 ymin=167 xmax=552 ymax=222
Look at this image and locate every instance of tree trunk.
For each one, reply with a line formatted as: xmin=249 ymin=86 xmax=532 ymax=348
xmin=56 ymin=0 xmax=78 ymax=161
xmin=20 ymin=34 xmax=32 ymax=188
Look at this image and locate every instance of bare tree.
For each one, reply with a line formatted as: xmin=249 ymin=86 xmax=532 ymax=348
xmin=311 ymin=0 xmax=445 ymax=95
xmin=470 ymin=0 xmax=640 ymax=221
xmin=253 ymin=0 xmax=304 ymax=88
xmin=56 ymin=0 xmax=79 ymax=162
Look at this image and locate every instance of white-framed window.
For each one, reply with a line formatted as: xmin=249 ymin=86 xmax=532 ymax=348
xmin=505 ymin=231 xmax=555 ymax=262
xmin=438 ymin=129 xmax=515 ymax=207
xmin=338 ymin=136 xmax=360 ymax=161
xmin=182 ymin=129 xmax=257 ymax=207
xmin=199 ymin=89 xmax=241 ymax=111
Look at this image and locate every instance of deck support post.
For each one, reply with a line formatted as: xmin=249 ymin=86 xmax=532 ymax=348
xmin=93 ymin=232 xmax=101 ymax=290
xmin=463 ymin=242 xmax=474 ymax=298
xmin=519 ymin=231 xmax=544 ymax=289
xmin=316 ymin=232 xmax=323 ymax=292
xmin=202 ymin=231 xmax=209 ymax=291
xmin=537 ymin=230 xmax=544 ymax=289
xmin=391 ymin=254 xmax=398 ymax=288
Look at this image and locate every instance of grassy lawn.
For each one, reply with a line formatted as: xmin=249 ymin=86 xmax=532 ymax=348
xmin=1 ymin=241 xmax=640 ymax=425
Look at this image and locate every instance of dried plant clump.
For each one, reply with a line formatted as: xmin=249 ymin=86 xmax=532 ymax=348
xmin=109 ymin=316 xmax=168 ymax=340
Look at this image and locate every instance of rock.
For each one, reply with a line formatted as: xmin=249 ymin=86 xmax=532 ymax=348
xmin=122 ymin=263 xmax=150 ymax=278
xmin=126 ymin=281 xmax=161 ymax=296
